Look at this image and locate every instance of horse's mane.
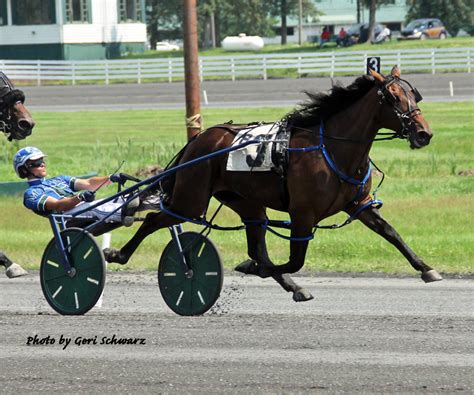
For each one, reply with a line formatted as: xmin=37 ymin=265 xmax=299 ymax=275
xmin=0 ymin=72 xmax=14 ymax=97
xmin=286 ymin=75 xmax=376 ymax=127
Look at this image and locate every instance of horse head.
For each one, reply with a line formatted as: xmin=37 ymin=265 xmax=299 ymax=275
xmin=369 ymin=66 xmax=432 ymax=149
xmin=0 ymin=72 xmax=35 ymax=141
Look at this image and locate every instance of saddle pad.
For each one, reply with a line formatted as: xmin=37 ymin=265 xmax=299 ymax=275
xmin=226 ymin=123 xmax=281 ymax=172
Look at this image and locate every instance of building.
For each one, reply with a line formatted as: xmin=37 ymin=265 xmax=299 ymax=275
xmin=0 ymin=0 xmax=147 ymax=60
xmin=265 ymin=0 xmax=408 ymax=45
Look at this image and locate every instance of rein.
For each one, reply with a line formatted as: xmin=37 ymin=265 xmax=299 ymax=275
xmin=155 ymin=76 xmax=424 ymax=242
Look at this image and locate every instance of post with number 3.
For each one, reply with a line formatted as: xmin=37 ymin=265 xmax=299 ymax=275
xmin=366 ymin=56 xmax=381 ymax=74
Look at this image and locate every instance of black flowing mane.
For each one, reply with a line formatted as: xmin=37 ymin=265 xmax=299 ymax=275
xmin=0 ymin=72 xmax=15 ymax=98
xmin=286 ymin=75 xmax=376 ymax=127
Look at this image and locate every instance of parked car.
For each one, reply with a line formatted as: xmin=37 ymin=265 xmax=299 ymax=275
xmin=155 ymin=42 xmax=180 ymax=51
xmin=398 ymin=18 xmax=447 ymax=40
xmin=346 ymin=23 xmax=390 ymax=45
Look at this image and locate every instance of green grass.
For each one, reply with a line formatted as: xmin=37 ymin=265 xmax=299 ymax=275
xmin=13 ymin=37 xmax=471 ymax=86
xmin=0 ymin=102 xmax=472 ymax=275
xmin=125 ymin=37 xmax=474 ymax=59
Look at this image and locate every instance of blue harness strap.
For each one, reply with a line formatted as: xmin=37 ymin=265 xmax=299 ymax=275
xmin=157 ymin=121 xmax=384 ymax=242
xmin=288 ymin=122 xmax=373 ymax=204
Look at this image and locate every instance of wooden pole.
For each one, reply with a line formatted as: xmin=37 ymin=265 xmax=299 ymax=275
xmin=183 ymin=0 xmax=201 ymax=140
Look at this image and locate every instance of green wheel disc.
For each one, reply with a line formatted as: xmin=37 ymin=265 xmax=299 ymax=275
xmin=40 ymin=228 xmax=105 ymax=315
xmin=158 ymin=231 xmax=223 ymax=316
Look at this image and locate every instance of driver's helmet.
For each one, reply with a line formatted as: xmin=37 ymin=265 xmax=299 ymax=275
xmin=13 ymin=146 xmax=46 ymax=178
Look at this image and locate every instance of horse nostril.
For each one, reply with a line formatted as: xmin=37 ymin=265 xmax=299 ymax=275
xmin=18 ymin=119 xmax=33 ymax=131
xmin=417 ymin=131 xmax=432 ymax=145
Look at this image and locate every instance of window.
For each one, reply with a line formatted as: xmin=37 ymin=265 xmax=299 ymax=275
xmin=0 ymin=0 xmax=7 ymax=26
xmin=118 ymin=0 xmax=143 ymax=23
xmin=65 ymin=0 xmax=90 ymax=23
xmin=12 ymin=0 xmax=56 ymax=25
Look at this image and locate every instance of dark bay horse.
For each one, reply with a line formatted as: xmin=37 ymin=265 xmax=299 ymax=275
xmin=0 ymin=71 xmax=35 ymax=278
xmin=105 ymin=66 xmax=442 ymax=301
xmin=0 ymin=72 xmax=35 ymax=141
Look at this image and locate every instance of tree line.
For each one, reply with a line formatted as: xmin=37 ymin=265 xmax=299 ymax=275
xmin=146 ymin=0 xmax=473 ymax=49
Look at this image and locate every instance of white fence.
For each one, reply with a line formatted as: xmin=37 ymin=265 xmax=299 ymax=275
xmin=1 ymin=47 xmax=472 ymax=85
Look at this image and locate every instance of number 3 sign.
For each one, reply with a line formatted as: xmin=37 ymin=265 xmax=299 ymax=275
xmin=366 ymin=56 xmax=381 ymax=74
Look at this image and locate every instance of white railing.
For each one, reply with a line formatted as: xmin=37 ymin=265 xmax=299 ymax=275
xmin=0 ymin=47 xmax=472 ymax=85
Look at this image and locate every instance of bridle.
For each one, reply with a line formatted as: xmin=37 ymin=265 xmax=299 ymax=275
xmin=0 ymin=72 xmax=26 ymax=140
xmin=376 ymin=76 xmax=423 ymax=140
xmin=290 ymin=76 xmax=425 ymax=145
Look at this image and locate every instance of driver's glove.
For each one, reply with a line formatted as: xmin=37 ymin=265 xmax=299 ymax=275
xmin=78 ymin=190 xmax=96 ymax=202
xmin=109 ymin=173 xmax=127 ymax=184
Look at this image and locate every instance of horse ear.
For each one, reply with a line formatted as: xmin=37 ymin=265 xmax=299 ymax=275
xmin=390 ymin=65 xmax=401 ymax=78
xmin=368 ymin=68 xmax=385 ymax=84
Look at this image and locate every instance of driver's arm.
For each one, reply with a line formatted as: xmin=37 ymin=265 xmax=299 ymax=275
xmin=44 ymin=195 xmax=83 ymax=213
xmin=74 ymin=176 xmax=111 ymax=191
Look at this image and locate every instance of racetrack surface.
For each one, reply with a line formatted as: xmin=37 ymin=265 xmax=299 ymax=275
xmin=22 ymin=73 xmax=474 ymax=112
xmin=1 ymin=272 xmax=473 ymax=393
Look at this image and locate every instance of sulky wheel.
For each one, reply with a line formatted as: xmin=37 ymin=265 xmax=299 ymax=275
xmin=158 ymin=231 xmax=223 ymax=316
xmin=40 ymin=228 xmax=105 ymax=315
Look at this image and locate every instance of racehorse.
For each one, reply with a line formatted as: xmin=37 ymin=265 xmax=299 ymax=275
xmin=0 ymin=71 xmax=35 ymax=277
xmin=0 ymin=72 xmax=34 ymax=141
xmin=104 ymin=66 xmax=443 ymax=301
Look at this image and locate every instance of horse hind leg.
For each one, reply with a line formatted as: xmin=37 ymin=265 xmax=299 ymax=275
xmin=218 ymin=196 xmax=313 ymax=302
xmin=237 ymin=224 xmax=314 ymax=302
xmin=356 ymin=206 xmax=442 ymax=282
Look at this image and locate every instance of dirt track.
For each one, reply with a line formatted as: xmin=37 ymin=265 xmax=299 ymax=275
xmin=1 ymin=272 xmax=473 ymax=393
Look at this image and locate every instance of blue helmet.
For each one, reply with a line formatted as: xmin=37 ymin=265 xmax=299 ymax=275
xmin=13 ymin=146 xmax=46 ymax=178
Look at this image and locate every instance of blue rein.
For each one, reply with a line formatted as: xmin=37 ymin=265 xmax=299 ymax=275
xmin=161 ymin=121 xmax=384 ymax=242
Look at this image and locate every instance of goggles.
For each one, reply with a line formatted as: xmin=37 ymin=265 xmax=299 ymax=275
xmin=26 ymin=158 xmax=45 ymax=168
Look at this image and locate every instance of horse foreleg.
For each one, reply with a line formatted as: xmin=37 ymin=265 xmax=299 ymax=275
xmin=356 ymin=206 xmax=442 ymax=282
xmin=104 ymin=212 xmax=181 ymax=264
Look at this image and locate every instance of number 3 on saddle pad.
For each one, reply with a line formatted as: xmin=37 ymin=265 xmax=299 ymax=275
xmin=40 ymin=228 xmax=106 ymax=315
xmin=158 ymin=231 xmax=223 ymax=316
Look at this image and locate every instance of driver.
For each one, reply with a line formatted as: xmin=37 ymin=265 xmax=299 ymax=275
xmin=14 ymin=147 xmax=136 ymax=223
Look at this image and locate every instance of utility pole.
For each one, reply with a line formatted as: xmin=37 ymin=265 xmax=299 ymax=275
xmin=183 ymin=0 xmax=201 ymax=140
xmin=298 ymin=0 xmax=303 ymax=45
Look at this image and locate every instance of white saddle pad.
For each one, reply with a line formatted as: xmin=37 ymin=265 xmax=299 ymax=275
xmin=226 ymin=123 xmax=281 ymax=172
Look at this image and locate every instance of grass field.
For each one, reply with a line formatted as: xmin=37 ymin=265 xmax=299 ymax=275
xmin=126 ymin=37 xmax=474 ymax=59
xmin=0 ymin=101 xmax=472 ymax=275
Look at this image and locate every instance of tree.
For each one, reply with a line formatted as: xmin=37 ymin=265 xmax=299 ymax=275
xmin=198 ymin=0 xmax=275 ymax=47
xmin=360 ymin=0 xmax=394 ymax=44
xmin=365 ymin=0 xmax=376 ymax=43
xmin=406 ymin=0 xmax=473 ymax=36
xmin=146 ymin=0 xmax=182 ymax=50
xmin=269 ymin=0 xmax=319 ymax=45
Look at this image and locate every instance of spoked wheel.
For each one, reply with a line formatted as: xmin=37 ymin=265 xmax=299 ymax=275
xmin=158 ymin=231 xmax=223 ymax=316
xmin=40 ymin=228 xmax=105 ymax=315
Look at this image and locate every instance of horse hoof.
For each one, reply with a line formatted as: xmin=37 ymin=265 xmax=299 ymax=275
xmin=421 ymin=269 xmax=443 ymax=283
xmin=5 ymin=263 xmax=28 ymax=279
xmin=103 ymin=248 xmax=126 ymax=265
xmin=293 ymin=288 xmax=314 ymax=302
xmin=234 ymin=259 xmax=258 ymax=275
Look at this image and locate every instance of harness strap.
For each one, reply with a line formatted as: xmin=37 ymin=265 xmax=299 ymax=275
xmin=288 ymin=121 xmax=373 ymax=204
xmin=156 ymin=121 xmax=386 ymax=242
